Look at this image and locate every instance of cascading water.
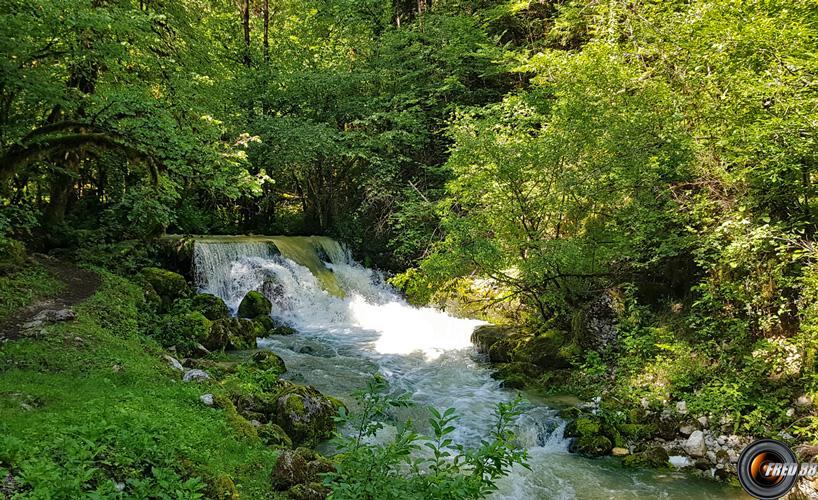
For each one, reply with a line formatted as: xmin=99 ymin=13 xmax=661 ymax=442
xmin=192 ymin=237 xmax=743 ymax=499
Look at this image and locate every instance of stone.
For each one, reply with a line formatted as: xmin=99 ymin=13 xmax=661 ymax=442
xmin=270 ymin=448 xmax=315 ymax=491
xmin=32 ymin=308 xmax=76 ymax=323
xmin=200 ymin=393 xmax=214 ymax=406
xmin=581 ymin=292 xmax=620 ymax=350
xmin=676 ymin=401 xmax=688 ymax=414
xmin=274 ymin=386 xmax=337 ymax=447
xmin=259 ymin=422 xmax=293 ymax=448
xmin=238 ymin=291 xmax=273 ymax=319
xmin=183 ymin=369 xmax=210 ymax=383
xmin=251 ymin=350 xmax=287 ymax=374
xmin=163 ymin=354 xmax=185 ymax=372
xmin=287 ymin=482 xmax=330 ymax=500
xmin=612 ymin=447 xmax=630 ymax=456
xmin=470 ymin=325 xmax=515 ymax=354
xmin=622 ymin=447 xmax=669 ymax=468
xmin=684 ymin=430 xmax=707 ymax=458
xmin=796 ymin=395 xmax=813 ymax=407
xmin=141 ymin=267 xmax=189 ymax=309
xmin=191 ymin=293 xmax=230 ymax=320
xmin=697 ymin=416 xmax=709 ymax=428
xmin=570 ymin=436 xmax=613 ymax=457
xmin=679 ymin=424 xmax=695 ymax=436
xmin=207 ymin=317 xmax=261 ymax=351
xmin=158 ymin=312 xmax=212 ymax=355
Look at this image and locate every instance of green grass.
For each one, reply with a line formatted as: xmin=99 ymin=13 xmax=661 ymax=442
xmin=0 ymin=270 xmax=278 ymax=498
xmin=0 ymin=264 xmax=63 ymax=322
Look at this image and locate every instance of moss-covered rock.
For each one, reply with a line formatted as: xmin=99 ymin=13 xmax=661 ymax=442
xmin=287 ymin=482 xmax=330 ymax=500
xmin=570 ymin=435 xmax=613 ymax=457
xmin=273 ymin=325 xmax=298 ymax=336
xmin=491 ymin=362 xmax=539 ymax=389
xmin=210 ymin=473 xmax=239 ymax=500
xmin=214 ymin=394 xmax=259 ymax=440
xmin=254 ymin=315 xmax=277 ymax=334
xmin=0 ymin=238 xmax=26 ymax=274
xmin=522 ymin=330 xmax=571 ymax=370
xmin=252 ymin=350 xmax=287 ymax=374
xmin=238 ymin=290 xmax=272 ymax=319
xmin=622 ymin=446 xmax=669 ymax=468
xmin=157 ymin=311 xmax=212 ymax=355
xmin=274 ymin=385 xmax=336 ymax=447
xmin=617 ymin=423 xmax=659 ymax=441
xmin=141 ymin=267 xmax=189 ymax=309
xmin=191 ymin=293 xmax=229 ymax=320
xmin=206 ymin=318 xmax=261 ymax=351
xmin=270 ymin=448 xmax=329 ymax=492
xmin=471 ymin=325 xmax=516 ymax=354
xmin=259 ymin=422 xmax=292 ymax=448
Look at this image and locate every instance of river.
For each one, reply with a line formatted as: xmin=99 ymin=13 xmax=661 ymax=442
xmin=192 ymin=237 xmax=746 ymax=499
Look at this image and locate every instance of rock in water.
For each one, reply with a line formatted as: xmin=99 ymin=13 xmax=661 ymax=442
xmin=238 ymin=291 xmax=273 ymax=319
xmin=684 ymin=430 xmax=707 ymax=457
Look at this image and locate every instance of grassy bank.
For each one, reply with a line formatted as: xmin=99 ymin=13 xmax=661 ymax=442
xmin=0 ymin=268 xmax=277 ymax=498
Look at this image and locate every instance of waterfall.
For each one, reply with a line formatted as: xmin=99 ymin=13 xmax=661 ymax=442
xmin=190 ymin=235 xmax=742 ymax=500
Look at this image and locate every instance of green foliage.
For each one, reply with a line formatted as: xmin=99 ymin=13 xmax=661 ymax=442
xmin=0 ymin=271 xmax=277 ymax=498
xmin=326 ymin=375 xmax=528 ymax=499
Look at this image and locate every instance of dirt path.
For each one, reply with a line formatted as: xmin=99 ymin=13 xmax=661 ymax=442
xmin=0 ymin=256 xmax=101 ymax=341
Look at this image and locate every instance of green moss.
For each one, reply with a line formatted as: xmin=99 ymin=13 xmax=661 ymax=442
xmin=251 ymin=350 xmax=287 ymax=374
xmin=156 ymin=311 xmax=212 ymax=355
xmin=191 ymin=293 xmax=230 ymax=321
xmin=571 ymin=435 xmax=613 ymax=457
xmin=207 ymin=318 xmax=260 ymax=351
xmin=622 ymin=447 xmax=669 ymax=468
xmin=140 ymin=267 xmax=189 ymax=310
xmin=211 ymin=473 xmax=239 ymax=500
xmin=575 ymin=418 xmax=601 ymax=437
xmin=258 ymin=423 xmax=292 ymax=448
xmin=237 ymin=291 xmax=272 ymax=319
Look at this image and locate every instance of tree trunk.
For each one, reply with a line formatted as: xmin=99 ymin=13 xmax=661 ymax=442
xmin=242 ymin=0 xmax=251 ymax=67
xmin=263 ymin=0 xmax=269 ymax=64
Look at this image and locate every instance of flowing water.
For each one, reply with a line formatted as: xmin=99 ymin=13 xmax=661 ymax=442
xmin=192 ymin=237 xmax=746 ymax=499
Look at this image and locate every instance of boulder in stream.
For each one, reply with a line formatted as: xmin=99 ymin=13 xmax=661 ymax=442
xmin=238 ymin=290 xmax=273 ymax=319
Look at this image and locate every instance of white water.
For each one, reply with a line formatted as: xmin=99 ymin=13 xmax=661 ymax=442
xmin=193 ymin=239 xmax=744 ymax=499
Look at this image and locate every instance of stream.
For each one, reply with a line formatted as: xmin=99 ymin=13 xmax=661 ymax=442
xmin=192 ymin=237 xmax=746 ymax=499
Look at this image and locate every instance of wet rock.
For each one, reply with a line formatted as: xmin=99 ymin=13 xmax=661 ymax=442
xmin=470 ymin=325 xmax=515 ymax=354
xmin=622 ymin=447 xmax=669 ymax=468
xmin=684 ymin=430 xmax=707 ymax=458
xmin=274 ymin=385 xmax=337 ymax=447
xmin=238 ymin=291 xmax=273 ymax=319
xmin=571 ymin=436 xmax=613 ymax=456
xmin=183 ymin=369 xmax=210 ymax=383
xmin=191 ymin=293 xmax=230 ymax=320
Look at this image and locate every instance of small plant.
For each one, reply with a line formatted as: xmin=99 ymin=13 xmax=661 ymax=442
xmin=325 ymin=375 xmax=529 ymax=499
